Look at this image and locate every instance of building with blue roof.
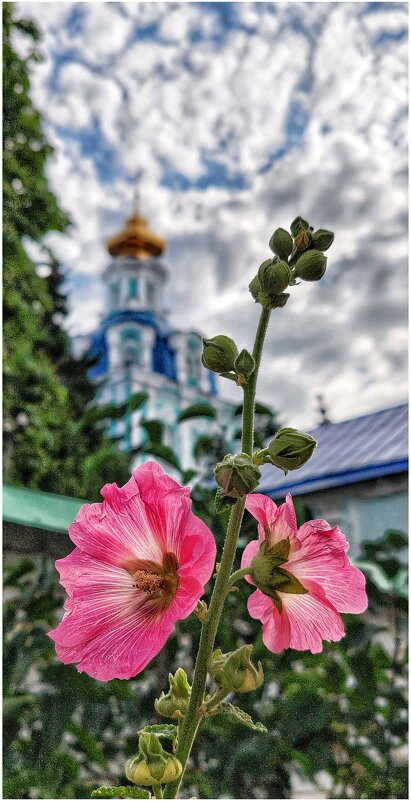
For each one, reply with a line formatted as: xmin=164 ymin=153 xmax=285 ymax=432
xmin=73 ymin=204 xmax=233 ymax=469
xmin=259 ymin=404 xmax=408 ymax=555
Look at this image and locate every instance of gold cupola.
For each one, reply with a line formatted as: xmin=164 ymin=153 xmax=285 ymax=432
xmin=107 ymin=211 xmax=166 ymax=260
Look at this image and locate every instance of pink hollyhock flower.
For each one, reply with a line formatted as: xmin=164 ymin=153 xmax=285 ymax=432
xmin=49 ymin=462 xmax=216 ymax=681
xmin=241 ymin=493 xmax=367 ymax=654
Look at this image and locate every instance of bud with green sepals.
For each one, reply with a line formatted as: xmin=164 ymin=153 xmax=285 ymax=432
xmin=208 ymin=644 xmax=264 ymax=694
xmin=125 ymin=733 xmax=182 ymax=787
xmin=155 ymin=668 xmax=191 ymax=719
xmin=311 ymin=229 xmax=334 ymax=251
xmin=201 ymin=335 xmax=239 ymax=373
xmin=234 ymin=349 xmax=255 ymax=385
xmin=292 ymin=249 xmax=327 ymax=282
xmin=248 ymin=538 xmax=308 ymax=611
xmin=214 ymin=453 xmax=261 ymax=499
xmin=267 ymin=427 xmax=317 ymax=473
xmin=258 ymin=259 xmax=291 ymax=296
xmin=269 ymin=227 xmax=293 ymax=261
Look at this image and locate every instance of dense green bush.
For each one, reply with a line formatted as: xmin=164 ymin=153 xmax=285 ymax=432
xmin=4 ymin=517 xmax=407 ymax=800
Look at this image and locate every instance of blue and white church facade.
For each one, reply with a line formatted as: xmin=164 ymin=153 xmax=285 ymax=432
xmin=73 ymin=208 xmax=234 ymax=471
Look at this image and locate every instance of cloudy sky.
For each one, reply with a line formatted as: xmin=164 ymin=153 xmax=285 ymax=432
xmin=17 ymin=1 xmax=408 ymax=429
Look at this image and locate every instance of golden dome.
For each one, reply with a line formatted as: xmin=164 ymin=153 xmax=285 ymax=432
xmin=107 ymin=212 xmax=166 ymax=259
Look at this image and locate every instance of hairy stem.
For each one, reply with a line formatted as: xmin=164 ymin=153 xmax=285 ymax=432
xmin=164 ymin=307 xmax=271 ymax=799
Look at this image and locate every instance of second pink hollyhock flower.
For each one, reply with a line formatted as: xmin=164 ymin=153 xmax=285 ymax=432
xmin=241 ymin=493 xmax=367 ymax=654
xmin=49 ymin=462 xmax=216 ymax=681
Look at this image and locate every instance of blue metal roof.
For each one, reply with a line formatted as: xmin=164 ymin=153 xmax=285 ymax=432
xmin=259 ymin=403 xmax=408 ymax=498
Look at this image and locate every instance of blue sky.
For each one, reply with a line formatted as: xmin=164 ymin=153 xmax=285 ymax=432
xmin=17 ymin=1 xmax=408 ymax=428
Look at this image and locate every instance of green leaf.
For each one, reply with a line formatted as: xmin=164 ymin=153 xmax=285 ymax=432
xmin=177 ymin=403 xmax=217 ymax=422
xmin=141 ymin=420 xmax=164 ymax=444
xmin=127 ymin=391 xmax=149 ymax=412
xmin=143 ymin=442 xmax=181 ymax=471
xmin=138 ymin=723 xmax=178 ymax=740
xmin=91 ymin=788 xmax=150 ymax=799
xmin=217 ymin=702 xmax=268 ymax=732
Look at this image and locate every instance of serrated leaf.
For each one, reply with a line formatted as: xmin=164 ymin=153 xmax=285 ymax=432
xmin=177 ymin=403 xmax=217 ymax=422
xmin=91 ymin=788 xmax=150 ymax=799
xmin=217 ymin=702 xmax=268 ymax=732
xmin=138 ymin=723 xmax=178 ymax=740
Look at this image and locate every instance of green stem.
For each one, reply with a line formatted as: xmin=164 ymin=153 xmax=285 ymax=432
xmin=227 ymin=567 xmax=252 ymax=589
xmin=164 ymin=307 xmax=271 ymax=799
xmin=205 ymin=687 xmax=229 ymax=712
xmin=153 ymin=785 xmax=163 ymax=799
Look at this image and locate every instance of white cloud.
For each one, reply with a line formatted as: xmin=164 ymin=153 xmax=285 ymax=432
xmin=15 ymin=1 xmax=408 ymax=428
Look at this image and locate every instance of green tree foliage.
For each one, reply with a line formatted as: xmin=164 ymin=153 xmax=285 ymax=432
xmin=3 ymin=524 xmax=407 ymax=799
xmin=3 ymin=3 xmax=131 ymax=497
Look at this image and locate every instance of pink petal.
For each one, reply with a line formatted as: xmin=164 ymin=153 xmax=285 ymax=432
xmin=262 ymin=585 xmax=345 ymax=654
xmin=247 ymin=588 xmax=273 ymax=622
xmin=245 ymin=494 xmax=278 ymax=529
xmin=287 ymin=523 xmax=368 ymax=614
xmin=240 ymin=539 xmax=260 ymax=585
xmin=49 ymin=550 xmax=139 ymax=650
xmin=268 ymin=493 xmax=298 ymax=546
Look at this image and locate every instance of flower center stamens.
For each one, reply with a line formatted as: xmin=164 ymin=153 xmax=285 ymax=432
xmin=130 ymin=552 xmax=179 ymax=609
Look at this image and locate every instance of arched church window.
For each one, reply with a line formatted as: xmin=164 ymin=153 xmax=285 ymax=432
xmin=129 ymin=277 xmax=139 ymax=299
xmin=121 ymin=328 xmax=143 ymax=368
xmin=146 ymin=281 xmax=156 ymax=309
xmin=110 ymin=282 xmax=119 ymax=311
xmin=186 ymin=338 xmax=201 ymax=386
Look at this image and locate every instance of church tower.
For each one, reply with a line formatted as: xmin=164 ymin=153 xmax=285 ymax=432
xmin=86 ymin=202 xmax=233 ymax=470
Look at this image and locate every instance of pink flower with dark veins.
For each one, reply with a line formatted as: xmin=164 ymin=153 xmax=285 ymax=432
xmin=49 ymin=462 xmax=216 ymax=681
xmin=241 ymin=493 xmax=367 ymax=654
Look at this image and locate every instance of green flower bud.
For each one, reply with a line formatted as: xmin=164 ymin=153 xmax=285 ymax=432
xmin=269 ymin=228 xmax=293 ymax=260
xmin=293 ymin=249 xmax=327 ymax=282
xmin=249 ymin=274 xmax=262 ymax=301
xmin=209 ymin=644 xmax=264 ymax=693
xmin=268 ymin=427 xmax=317 ymax=474
xmin=290 ymin=216 xmax=310 ymax=237
xmin=269 ymin=292 xmax=290 ymax=309
xmin=214 ymin=453 xmax=261 ymax=499
xmin=155 ymin=668 xmax=191 ymax=719
xmin=201 ymin=335 xmax=239 ymax=373
xmin=125 ymin=734 xmax=182 ymax=786
xmin=234 ymin=349 xmax=255 ymax=382
xmin=311 ymin=229 xmax=334 ymax=251
xmin=258 ymin=260 xmax=291 ymax=296
xmin=249 ymin=538 xmax=308 ymax=610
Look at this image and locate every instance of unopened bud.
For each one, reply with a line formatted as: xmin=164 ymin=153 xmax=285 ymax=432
xmin=269 ymin=292 xmax=290 ymax=309
xmin=293 ymin=249 xmax=327 ymax=282
xmin=234 ymin=349 xmax=255 ymax=382
xmin=269 ymin=228 xmax=293 ymax=261
xmin=209 ymin=644 xmax=264 ymax=693
xmin=155 ymin=668 xmax=191 ymax=719
xmin=214 ymin=453 xmax=261 ymax=499
xmin=125 ymin=733 xmax=182 ymax=786
xmin=268 ymin=427 xmax=317 ymax=474
xmin=249 ymin=274 xmax=262 ymax=301
xmin=258 ymin=260 xmax=291 ymax=296
xmin=311 ymin=229 xmax=334 ymax=251
xmin=290 ymin=216 xmax=310 ymax=237
xmin=202 ymin=335 xmax=239 ymax=373
xmin=294 ymin=229 xmax=311 ymax=251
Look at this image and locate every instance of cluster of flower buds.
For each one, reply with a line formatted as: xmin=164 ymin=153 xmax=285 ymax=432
xmin=125 ymin=732 xmax=182 ymax=787
xmin=248 ymin=537 xmax=307 ymax=609
xmin=249 ymin=216 xmax=334 ymax=306
xmin=208 ymin=644 xmax=264 ymax=694
xmin=214 ymin=453 xmax=261 ymax=500
xmin=201 ymin=335 xmax=255 ymax=386
xmin=255 ymin=427 xmax=317 ymax=475
xmin=155 ymin=668 xmax=191 ymax=719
